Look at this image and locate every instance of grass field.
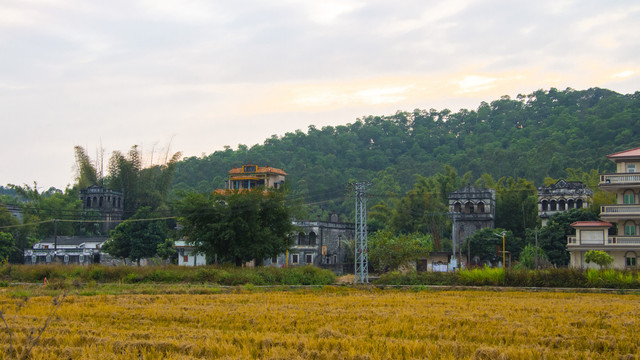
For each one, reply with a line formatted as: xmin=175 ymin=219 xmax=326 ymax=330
xmin=1 ymin=287 xmax=639 ymax=359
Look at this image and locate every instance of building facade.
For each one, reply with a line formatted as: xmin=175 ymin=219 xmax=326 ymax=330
xmin=79 ymin=185 xmax=124 ymax=233
xmin=224 ymin=165 xmax=287 ymax=190
xmin=538 ymin=179 xmax=593 ymax=226
xmin=449 ymin=184 xmax=496 ymax=244
xmin=266 ymin=214 xmax=354 ymax=274
xmin=24 ymin=236 xmax=106 ymax=265
xmin=568 ymin=147 xmax=640 ymax=269
xmin=175 ymin=240 xmax=207 ymax=266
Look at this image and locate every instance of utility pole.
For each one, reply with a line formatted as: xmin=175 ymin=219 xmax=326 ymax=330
xmin=54 ymin=219 xmax=58 ymax=251
xmin=354 ymin=182 xmax=369 ymax=284
xmin=535 ymin=227 xmax=539 ymax=270
xmin=450 ymin=213 xmax=457 ymax=270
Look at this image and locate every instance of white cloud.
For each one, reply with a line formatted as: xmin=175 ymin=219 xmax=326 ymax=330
xmin=456 ymin=76 xmax=497 ymax=94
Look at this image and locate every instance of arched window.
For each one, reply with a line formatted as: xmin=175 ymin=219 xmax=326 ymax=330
xmin=567 ymin=199 xmax=575 ymax=209
xmin=624 ymin=221 xmax=636 ymax=236
xmin=558 ymin=200 xmax=566 ymax=211
xmin=298 ymin=232 xmax=306 ymax=245
xmin=477 ymin=202 xmax=485 ymax=213
xmin=623 ymin=190 xmax=635 ymax=204
xmin=99 ymin=196 xmax=104 ymax=207
xmin=87 ymin=197 xmax=92 ymax=207
xmin=625 ymin=251 xmax=637 ymax=268
xmin=465 ymin=202 xmax=474 ymax=214
xmin=541 ymin=200 xmax=548 ymax=211
xmin=454 ymin=202 xmax=462 ymax=213
xmin=550 ymin=200 xmax=557 ymax=211
xmin=308 ymin=232 xmax=317 ymax=246
xmin=576 ymin=199 xmax=583 ymax=209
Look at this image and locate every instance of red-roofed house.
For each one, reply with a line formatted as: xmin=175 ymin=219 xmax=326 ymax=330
xmin=568 ymin=147 xmax=640 ymax=269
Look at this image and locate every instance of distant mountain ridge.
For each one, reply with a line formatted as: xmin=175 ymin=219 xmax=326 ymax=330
xmin=172 ymin=87 xmax=640 ymax=213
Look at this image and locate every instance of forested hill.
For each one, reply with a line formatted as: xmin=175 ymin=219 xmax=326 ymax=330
xmin=172 ymin=87 xmax=639 ymax=210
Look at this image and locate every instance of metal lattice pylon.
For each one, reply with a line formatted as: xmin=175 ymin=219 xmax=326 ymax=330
xmin=354 ymin=182 xmax=369 ymax=284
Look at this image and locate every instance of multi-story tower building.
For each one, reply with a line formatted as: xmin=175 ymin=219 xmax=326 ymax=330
xmin=449 ymin=184 xmax=496 ymax=266
xmin=79 ymin=184 xmax=124 ymax=233
xmin=568 ymin=147 xmax=640 ymax=269
xmin=538 ymin=179 xmax=593 ymax=226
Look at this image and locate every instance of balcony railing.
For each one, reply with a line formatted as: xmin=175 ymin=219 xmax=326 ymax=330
xmin=600 ymin=173 xmax=640 ymax=186
xmin=567 ymin=235 xmax=640 ymax=246
xmin=607 ymin=236 xmax=640 ymax=245
xmin=600 ymin=205 xmax=640 ymax=217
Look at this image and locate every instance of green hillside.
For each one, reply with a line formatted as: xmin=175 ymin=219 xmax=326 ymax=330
xmin=172 ymin=87 xmax=640 ymax=216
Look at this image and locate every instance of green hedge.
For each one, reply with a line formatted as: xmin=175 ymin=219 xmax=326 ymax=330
xmin=375 ymin=267 xmax=640 ymax=289
xmin=0 ymin=264 xmax=336 ymax=286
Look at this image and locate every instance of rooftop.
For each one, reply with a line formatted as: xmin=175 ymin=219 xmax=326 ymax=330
xmin=570 ymin=221 xmax=613 ymax=228
xmin=606 ymin=146 xmax=640 ymax=160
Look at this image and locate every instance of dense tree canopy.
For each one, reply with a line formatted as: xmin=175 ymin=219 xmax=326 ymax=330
xmin=176 ymin=189 xmax=296 ymax=266
xmin=172 ymin=87 xmax=639 ymax=218
xmin=102 ymin=207 xmax=170 ymax=264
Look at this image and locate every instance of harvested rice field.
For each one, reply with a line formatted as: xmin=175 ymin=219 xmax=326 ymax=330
xmin=1 ymin=288 xmax=639 ymax=359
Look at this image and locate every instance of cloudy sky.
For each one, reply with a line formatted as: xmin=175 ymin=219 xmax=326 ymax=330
xmin=1 ymin=0 xmax=639 ymax=190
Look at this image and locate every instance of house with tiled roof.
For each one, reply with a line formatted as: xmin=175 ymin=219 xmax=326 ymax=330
xmin=568 ymin=146 xmax=640 ymax=269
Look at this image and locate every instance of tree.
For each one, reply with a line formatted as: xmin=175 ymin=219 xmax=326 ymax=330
xmin=464 ymin=228 xmax=523 ymax=267
xmin=102 ymin=207 xmax=169 ymax=265
xmin=368 ymin=230 xmax=432 ymax=273
xmin=0 ymin=232 xmax=14 ymax=262
xmin=517 ymin=243 xmax=550 ymax=270
xmin=156 ymin=238 xmax=177 ymax=262
xmin=176 ymin=189 xmax=295 ymax=266
xmin=584 ymin=250 xmax=614 ymax=269
xmin=536 ymin=209 xmax=599 ymax=266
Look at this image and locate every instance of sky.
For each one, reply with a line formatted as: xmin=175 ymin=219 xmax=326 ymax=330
xmin=1 ymin=0 xmax=639 ymax=190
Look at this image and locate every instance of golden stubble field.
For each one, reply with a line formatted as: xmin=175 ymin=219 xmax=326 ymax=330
xmin=1 ymin=288 xmax=639 ymax=359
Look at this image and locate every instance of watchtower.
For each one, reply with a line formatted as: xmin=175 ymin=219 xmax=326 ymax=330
xmin=79 ymin=185 xmax=123 ymax=233
xmin=449 ymin=184 xmax=496 ymax=248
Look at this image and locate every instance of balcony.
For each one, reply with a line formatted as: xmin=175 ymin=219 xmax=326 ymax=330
xmin=600 ymin=173 xmax=640 ymax=188
xmin=600 ymin=205 xmax=640 ymax=219
xmin=607 ymin=236 xmax=640 ymax=246
xmin=567 ymin=235 xmax=640 ymax=247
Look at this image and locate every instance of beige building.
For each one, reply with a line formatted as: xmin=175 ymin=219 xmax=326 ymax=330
xmin=568 ymin=146 xmax=640 ymax=269
xmin=225 ymin=165 xmax=286 ymax=190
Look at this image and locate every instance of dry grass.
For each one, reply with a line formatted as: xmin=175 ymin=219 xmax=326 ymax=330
xmin=1 ymin=288 xmax=639 ymax=359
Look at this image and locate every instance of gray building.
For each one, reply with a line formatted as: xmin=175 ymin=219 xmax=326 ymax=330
xmin=79 ymin=184 xmax=124 ymax=233
xmin=449 ymin=184 xmax=496 ymax=260
xmin=538 ymin=179 xmax=592 ymax=226
xmin=266 ymin=214 xmax=354 ymax=274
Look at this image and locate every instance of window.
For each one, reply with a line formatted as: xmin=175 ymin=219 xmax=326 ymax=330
xmin=626 ymin=252 xmax=637 ymax=267
xmin=183 ymin=255 xmax=189 ymax=263
xmin=626 ymin=257 xmax=637 ymax=267
xmin=624 ymin=193 xmax=635 ymax=205
xmin=291 ymin=254 xmax=299 ymax=264
xmin=271 ymin=257 xmax=277 ymax=264
xmin=624 ymin=224 xmax=636 ymax=236
xmin=305 ymin=254 xmax=313 ymax=264
xmin=309 ymin=232 xmax=316 ymax=245
xmin=628 ymin=164 xmax=637 ymax=173
xmin=477 ymin=202 xmax=485 ymax=213
xmin=541 ymin=200 xmax=548 ymax=211
xmin=298 ymin=232 xmax=306 ymax=245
